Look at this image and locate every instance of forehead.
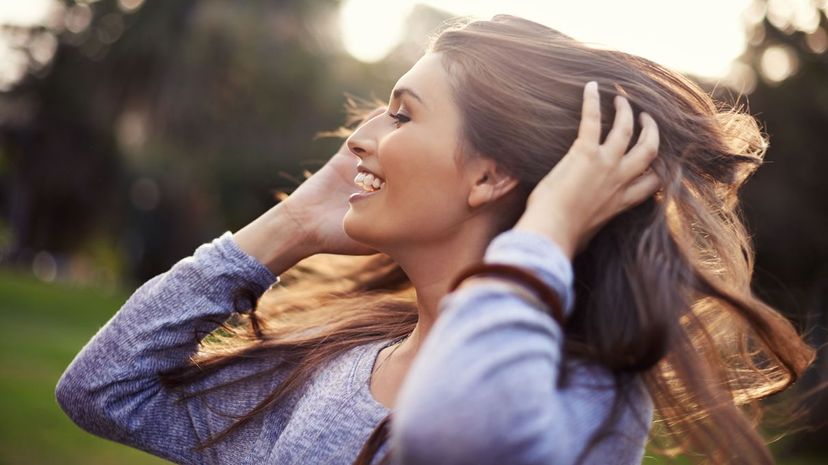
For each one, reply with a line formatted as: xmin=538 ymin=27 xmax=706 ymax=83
xmin=391 ymin=52 xmax=452 ymax=105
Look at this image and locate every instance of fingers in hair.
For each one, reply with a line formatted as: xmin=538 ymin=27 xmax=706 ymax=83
xmin=575 ymin=81 xmax=601 ymax=150
xmin=622 ymin=170 xmax=662 ymax=207
xmin=602 ymin=95 xmax=634 ymax=158
xmin=619 ymin=112 xmax=660 ymax=181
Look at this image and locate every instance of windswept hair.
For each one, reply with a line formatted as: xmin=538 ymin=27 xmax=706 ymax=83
xmin=159 ymin=15 xmax=819 ymax=465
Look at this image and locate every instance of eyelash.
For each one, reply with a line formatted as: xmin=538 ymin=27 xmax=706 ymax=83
xmin=389 ymin=111 xmax=411 ymax=127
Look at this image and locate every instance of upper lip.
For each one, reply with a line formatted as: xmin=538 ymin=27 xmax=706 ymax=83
xmin=356 ymin=164 xmax=385 ymax=180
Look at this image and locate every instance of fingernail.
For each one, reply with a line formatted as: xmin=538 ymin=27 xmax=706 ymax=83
xmin=586 ymin=81 xmax=597 ymax=93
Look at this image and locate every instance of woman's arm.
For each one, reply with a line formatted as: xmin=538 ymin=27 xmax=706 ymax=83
xmin=56 ymin=100 xmax=384 ymax=456
xmin=54 ymin=205 xmax=301 ymax=464
xmin=392 ymin=228 xmax=653 ymax=465
xmin=54 ymin=106 xmax=386 ymax=462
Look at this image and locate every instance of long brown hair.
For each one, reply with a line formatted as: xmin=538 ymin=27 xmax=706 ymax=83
xmin=159 ymin=15 xmax=818 ymax=465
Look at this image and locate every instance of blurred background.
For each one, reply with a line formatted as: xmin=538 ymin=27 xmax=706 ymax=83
xmin=0 ymin=0 xmax=826 ymax=463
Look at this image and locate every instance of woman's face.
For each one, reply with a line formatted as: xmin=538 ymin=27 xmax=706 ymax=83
xmin=343 ymin=52 xmax=481 ymax=250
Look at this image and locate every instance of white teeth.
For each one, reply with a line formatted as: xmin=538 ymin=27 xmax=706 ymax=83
xmin=354 ymin=171 xmax=385 ymax=192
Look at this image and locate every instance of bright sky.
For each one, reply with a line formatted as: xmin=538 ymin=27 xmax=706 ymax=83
xmin=340 ymin=0 xmax=754 ymax=78
xmin=0 ymin=0 xmax=755 ymax=87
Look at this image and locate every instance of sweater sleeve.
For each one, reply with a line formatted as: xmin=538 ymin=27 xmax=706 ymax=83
xmin=391 ymin=228 xmax=652 ymax=465
xmin=55 ymin=231 xmax=280 ymax=465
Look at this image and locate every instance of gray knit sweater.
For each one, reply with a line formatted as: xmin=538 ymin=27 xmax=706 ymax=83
xmin=56 ymin=228 xmax=653 ymax=465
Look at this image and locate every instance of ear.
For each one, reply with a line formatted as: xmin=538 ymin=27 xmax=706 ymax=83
xmin=467 ymin=159 xmax=521 ymax=209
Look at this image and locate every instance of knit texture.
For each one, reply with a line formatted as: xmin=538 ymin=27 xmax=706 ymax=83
xmin=56 ymin=228 xmax=653 ymax=465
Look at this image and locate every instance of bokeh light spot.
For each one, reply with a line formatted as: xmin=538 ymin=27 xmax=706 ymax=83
xmin=805 ymin=28 xmax=828 ymax=54
xmin=118 ymin=0 xmax=145 ymax=14
xmin=760 ymin=44 xmax=799 ymax=84
xmin=64 ymin=4 xmax=92 ymax=34
xmin=33 ymin=251 xmax=58 ymax=282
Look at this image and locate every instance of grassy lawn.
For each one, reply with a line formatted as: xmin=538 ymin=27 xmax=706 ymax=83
xmin=0 ymin=269 xmax=169 ymax=465
xmin=0 ymin=268 xmax=823 ymax=465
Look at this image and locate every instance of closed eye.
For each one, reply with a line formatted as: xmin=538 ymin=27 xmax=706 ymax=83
xmin=389 ymin=111 xmax=411 ymax=127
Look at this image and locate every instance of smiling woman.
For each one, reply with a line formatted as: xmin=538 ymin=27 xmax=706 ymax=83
xmin=56 ymin=13 xmax=816 ymax=465
xmin=342 ymin=52 xmax=481 ymax=258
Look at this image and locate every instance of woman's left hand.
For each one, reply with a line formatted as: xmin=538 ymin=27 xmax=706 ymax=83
xmin=514 ymin=81 xmax=662 ymax=260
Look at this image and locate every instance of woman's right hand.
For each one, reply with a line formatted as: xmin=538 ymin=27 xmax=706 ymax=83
xmin=279 ymin=106 xmax=387 ymax=257
xmin=234 ymin=107 xmax=385 ymax=274
xmin=514 ymin=82 xmax=661 ymax=260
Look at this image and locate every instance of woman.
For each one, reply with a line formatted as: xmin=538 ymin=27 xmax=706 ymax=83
xmin=56 ymin=14 xmax=816 ymax=465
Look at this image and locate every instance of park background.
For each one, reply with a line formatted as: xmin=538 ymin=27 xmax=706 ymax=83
xmin=1 ymin=0 xmax=827 ymax=463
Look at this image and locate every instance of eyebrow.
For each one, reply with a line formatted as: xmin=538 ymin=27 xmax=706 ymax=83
xmin=392 ymin=87 xmax=427 ymax=109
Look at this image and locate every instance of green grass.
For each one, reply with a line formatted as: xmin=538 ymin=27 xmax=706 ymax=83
xmin=0 ymin=269 xmax=169 ymax=465
xmin=0 ymin=268 xmax=824 ymax=465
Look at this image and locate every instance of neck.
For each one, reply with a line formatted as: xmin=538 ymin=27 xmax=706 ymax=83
xmin=385 ymin=219 xmax=499 ymax=360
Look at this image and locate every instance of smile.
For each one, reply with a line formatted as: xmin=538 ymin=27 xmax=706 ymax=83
xmin=354 ymin=172 xmax=386 ymax=192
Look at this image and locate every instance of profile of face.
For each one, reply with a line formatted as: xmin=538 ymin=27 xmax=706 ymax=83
xmin=342 ymin=52 xmax=511 ymax=252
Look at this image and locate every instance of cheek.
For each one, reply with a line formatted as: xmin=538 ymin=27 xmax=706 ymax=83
xmin=356 ymin=132 xmax=467 ymax=239
xmin=384 ymin=168 xmax=468 ymax=234
xmin=381 ymin=139 xmax=459 ymax=207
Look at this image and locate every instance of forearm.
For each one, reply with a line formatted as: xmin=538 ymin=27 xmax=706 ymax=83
xmin=232 ymin=202 xmax=317 ymax=275
xmin=55 ymin=232 xmax=279 ymax=460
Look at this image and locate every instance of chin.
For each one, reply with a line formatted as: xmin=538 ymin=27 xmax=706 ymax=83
xmin=343 ymin=212 xmax=380 ymax=246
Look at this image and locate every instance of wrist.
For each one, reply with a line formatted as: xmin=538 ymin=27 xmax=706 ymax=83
xmin=233 ymin=203 xmax=316 ymax=276
xmin=513 ymin=216 xmax=577 ymax=261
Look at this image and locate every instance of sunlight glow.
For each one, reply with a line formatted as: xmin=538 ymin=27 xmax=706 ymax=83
xmin=0 ymin=0 xmax=55 ymax=26
xmin=339 ymin=0 xmax=754 ymax=78
xmin=0 ymin=0 xmax=57 ymax=90
xmin=0 ymin=0 xmax=800 ymax=85
xmin=340 ymin=0 xmax=415 ymax=62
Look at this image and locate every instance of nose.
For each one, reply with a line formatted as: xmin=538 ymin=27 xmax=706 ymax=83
xmin=346 ymin=113 xmax=381 ymax=158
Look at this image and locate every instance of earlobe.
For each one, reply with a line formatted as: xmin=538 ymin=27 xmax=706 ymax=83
xmin=467 ymin=184 xmax=491 ymax=209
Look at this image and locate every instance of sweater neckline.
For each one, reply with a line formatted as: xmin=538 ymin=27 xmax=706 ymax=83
xmin=351 ymin=336 xmax=404 ymax=422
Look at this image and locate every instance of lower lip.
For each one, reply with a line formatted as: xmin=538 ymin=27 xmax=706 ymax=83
xmin=349 ymin=188 xmax=383 ymax=202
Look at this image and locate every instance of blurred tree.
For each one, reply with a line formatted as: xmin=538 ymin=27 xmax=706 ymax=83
xmin=0 ymin=0 xmax=199 ymax=279
xmin=0 ymin=0 xmax=437 ymax=284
